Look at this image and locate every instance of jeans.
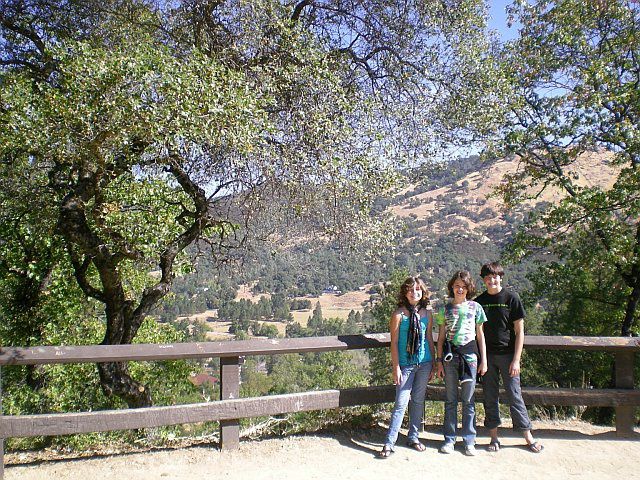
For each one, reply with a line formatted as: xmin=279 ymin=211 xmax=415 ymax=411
xmin=384 ymin=361 xmax=432 ymax=448
xmin=443 ymin=353 xmax=477 ymax=447
xmin=483 ymin=352 xmax=532 ymax=431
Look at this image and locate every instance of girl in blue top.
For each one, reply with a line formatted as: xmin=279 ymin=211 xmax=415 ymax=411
xmin=378 ymin=276 xmax=435 ymax=458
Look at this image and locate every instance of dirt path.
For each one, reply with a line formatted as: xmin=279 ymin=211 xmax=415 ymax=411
xmin=5 ymin=420 xmax=640 ymax=480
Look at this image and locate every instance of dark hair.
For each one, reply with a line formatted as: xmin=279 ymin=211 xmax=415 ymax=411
xmin=480 ymin=262 xmax=505 ymax=278
xmin=397 ymin=276 xmax=431 ymax=310
xmin=447 ymin=270 xmax=476 ymax=299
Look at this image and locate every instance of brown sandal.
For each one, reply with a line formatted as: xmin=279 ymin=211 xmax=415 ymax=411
xmin=377 ymin=446 xmax=394 ymax=458
xmin=487 ymin=440 xmax=501 ymax=452
xmin=407 ymin=441 xmax=426 ymax=452
xmin=527 ymin=441 xmax=544 ymax=453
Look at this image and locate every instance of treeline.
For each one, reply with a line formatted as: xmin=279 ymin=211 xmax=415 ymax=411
xmin=285 ymin=303 xmax=370 ymax=338
xmin=218 ymin=294 xmax=296 ymax=324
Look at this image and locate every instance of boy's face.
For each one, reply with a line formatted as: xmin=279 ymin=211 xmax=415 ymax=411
xmin=483 ymin=273 xmax=502 ymax=293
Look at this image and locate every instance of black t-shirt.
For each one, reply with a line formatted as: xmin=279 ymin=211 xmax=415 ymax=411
xmin=475 ymin=288 xmax=526 ymax=354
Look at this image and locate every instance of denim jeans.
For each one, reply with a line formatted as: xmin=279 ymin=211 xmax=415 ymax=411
xmin=483 ymin=352 xmax=532 ymax=431
xmin=443 ymin=353 xmax=477 ymax=447
xmin=384 ymin=361 xmax=432 ymax=448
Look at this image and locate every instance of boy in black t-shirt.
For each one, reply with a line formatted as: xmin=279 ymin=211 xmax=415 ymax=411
xmin=476 ymin=262 xmax=543 ymax=453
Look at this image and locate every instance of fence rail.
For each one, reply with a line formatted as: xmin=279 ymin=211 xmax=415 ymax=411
xmin=0 ymin=334 xmax=639 ymax=478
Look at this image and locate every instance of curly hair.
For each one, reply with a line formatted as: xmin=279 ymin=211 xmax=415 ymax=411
xmin=396 ymin=276 xmax=431 ymax=310
xmin=446 ymin=270 xmax=476 ymax=300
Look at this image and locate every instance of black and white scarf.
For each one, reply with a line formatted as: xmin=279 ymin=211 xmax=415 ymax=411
xmin=406 ymin=305 xmax=422 ymax=356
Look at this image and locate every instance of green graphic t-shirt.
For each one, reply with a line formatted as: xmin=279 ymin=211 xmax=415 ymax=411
xmin=438 ymin=300 xmax=487 ymax=346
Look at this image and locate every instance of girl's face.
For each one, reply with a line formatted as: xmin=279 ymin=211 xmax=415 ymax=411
xmin=405 ymin=283 xmax=423 ymax=306
xmin=452 ymin=279 xmax=468 ymax=302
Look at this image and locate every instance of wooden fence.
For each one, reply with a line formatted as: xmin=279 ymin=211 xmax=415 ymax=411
xmin=0 ymin=334 xmax=639 ymax=478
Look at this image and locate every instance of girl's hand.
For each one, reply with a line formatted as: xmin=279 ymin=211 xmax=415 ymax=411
xmin=393 ymin=365 xmax=402 ymax=385
xmin=478 ymin=361 xmax=487 ymax=376
xmin=436 ymin=362 xmax=444 ymax=379
xmin=428 ymin=364 xmax=436 ymax=382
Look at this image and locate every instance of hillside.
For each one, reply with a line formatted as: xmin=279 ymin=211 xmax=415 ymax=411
xmin=390 ymin=149 xmax=617 ymax=240
xmin=160 ymin=149 xmax=619 ymax=323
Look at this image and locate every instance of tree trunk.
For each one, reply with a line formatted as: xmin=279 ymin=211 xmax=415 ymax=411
xmin=97 ymin=361 xmax=152 ymax=408
xmin=621 ymin=286 xmax=640 ymax=337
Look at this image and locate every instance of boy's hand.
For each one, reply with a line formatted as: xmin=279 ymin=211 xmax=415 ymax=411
xmin=478 ymin=361 xmax=487 ymax=376
xmin=509 ymin=359 xmax=521 ymax=377
xmin=436 ymin=362 xmax=444 ymax=379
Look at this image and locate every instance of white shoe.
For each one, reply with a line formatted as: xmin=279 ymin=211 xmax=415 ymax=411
xmin=464 ymin=445 xmax=477 ymax=456
xmin=439 ymin=442 xmax=454 ymax=454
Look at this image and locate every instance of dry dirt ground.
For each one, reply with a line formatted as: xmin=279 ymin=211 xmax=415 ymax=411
xmin=5 ymin=420 xmax=640 ymax=480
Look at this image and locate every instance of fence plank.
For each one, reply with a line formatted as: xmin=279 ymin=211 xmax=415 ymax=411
xmin=1 ymin=335 xmax=639 ymax=366
xmin=429 ymin=385 xmax=640 ymax=406
xmin=0 ymin=335 xmax=391 ymax=366
xmin=2 ymin=385 xmax=639 ymax=439
xmin=522 ymin=335 xmax=640 ymax=351
xmin=0 ymin=386 xmax=394 ymax=438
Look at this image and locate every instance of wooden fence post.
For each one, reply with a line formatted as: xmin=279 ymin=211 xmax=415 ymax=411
xmin=1 ymin=365 xmax=4 ymax=480
xmin=615 ymin=351 xmax=635 ymax=437
xmin=219 ymin=356 xmax=241 ymax=450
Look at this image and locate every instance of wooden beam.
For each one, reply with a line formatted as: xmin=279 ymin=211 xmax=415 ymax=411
xmin=426 ymin=385 xmax=640 ymax=406
xmin=2 ymin=384 xmax=639 ymax=439
xmin=1 ymin=366 xmax=4 ymax=480
xmin=219 ymin=356 xmax=240 ymax=450
xmin=523 ymin=335 xmax=640 ymax=351
xmin=0 ymin=386 xmax=394 ymax=438
xmin=615 ymin=351 xmax=636 ymax=437
xmin=1 ymin=335 xmax=638 ymax=367
xmin=0 ymin=334 xmax=391 ymax=366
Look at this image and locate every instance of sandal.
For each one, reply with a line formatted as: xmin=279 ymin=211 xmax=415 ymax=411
xmin=527 ymin=441 xmax=544 ymax=453
xmin=407 ymin=441 xmax=426 ymax=452
xmin=377 ymin=446 xmax=394 ymax=458
xmin=487 ymin=440 xmax=501 ymax=452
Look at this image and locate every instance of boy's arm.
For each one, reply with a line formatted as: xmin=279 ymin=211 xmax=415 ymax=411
xmin=476 ymin=322 xmax=487 ymax=376
xmin=510 ymin=318 xmax=524 ymax=377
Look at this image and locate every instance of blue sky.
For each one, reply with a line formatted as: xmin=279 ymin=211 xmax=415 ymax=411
xmin=487 ymin=0 xmax=520 ymax=40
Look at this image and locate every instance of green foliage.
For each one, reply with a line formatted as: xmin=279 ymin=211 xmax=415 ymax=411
xmin=492 ymin=0 xmax=640 ymax=337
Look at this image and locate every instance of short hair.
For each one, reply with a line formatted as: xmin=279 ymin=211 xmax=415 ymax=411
xmin=447 ymin=270 xmax=476 ymax=300
xmin=480 ymin=262 xmax=505 ymax=278
xmin=397 ymin=276 xmax=431 ymax=310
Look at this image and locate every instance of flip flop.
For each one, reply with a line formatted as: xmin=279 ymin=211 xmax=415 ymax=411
xmin=487 ymin=440 xmax=501 ymax=452
xmin=377 ymin=446 xmax=394 ymax=458
xmin=407 ymin=441 xmax=426 ymax=452
xmin=527 ymin=441 xmax=544 ymax=453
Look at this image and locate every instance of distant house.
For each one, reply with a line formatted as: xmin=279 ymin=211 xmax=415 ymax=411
xmin=323 ymin=285 xmax=341 ymax=294
xmin=189 ymin=373 xmax=218 ymax=387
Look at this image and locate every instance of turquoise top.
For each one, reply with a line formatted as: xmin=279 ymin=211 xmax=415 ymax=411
xmin=398 ymin=312 xmax=432 ymax=366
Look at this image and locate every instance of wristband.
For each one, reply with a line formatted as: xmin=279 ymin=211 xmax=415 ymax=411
xmin=435 ymin=357 xmax=443 ymax=363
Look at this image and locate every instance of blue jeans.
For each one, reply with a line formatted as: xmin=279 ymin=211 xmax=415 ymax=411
xmin=384 ymin=361 xmax=432 ymax=448
xmin=483 ymin=352 xmax=532 ymax=431
xmin=443 ymin=353 xmax=477 ymax=447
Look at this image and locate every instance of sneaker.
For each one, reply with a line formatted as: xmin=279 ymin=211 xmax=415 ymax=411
xmin=464 ymin=445 xmax=477 ymax=456
xmin=439 ymin=442 xmax=454 ymax=454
